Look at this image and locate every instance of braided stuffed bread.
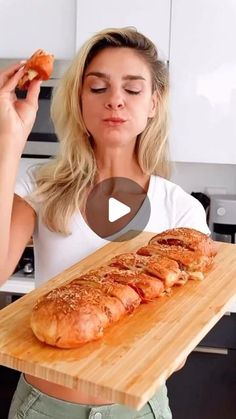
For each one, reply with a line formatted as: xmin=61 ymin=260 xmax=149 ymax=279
xmin=30 ymin=227 xmax=218 ymax=348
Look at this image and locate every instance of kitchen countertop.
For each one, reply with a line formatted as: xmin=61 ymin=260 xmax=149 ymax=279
xmin=0 ymin=270 xmax=34 ymax=294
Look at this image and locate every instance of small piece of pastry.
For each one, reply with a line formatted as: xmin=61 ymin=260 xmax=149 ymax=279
xmin=17 ymin=49 xmax=54 ymax=90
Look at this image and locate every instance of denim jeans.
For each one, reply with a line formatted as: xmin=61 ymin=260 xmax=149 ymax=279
xmin=8 ymin=374 xmax=172 ymax=419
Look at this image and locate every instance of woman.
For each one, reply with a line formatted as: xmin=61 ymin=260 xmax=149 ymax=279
xmin=0 ymin=28 xmax=209 ymax=419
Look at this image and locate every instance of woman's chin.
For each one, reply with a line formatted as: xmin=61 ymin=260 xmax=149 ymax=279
xmin=94 ymin=135 xmax=136 ymax=149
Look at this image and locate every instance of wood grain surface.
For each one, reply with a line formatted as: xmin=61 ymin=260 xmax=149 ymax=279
xmin=0 ymin=231 xmax=235 ymax=410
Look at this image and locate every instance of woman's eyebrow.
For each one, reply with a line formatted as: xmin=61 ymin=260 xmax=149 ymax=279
xmin=85 ymin=71 xmax=146 ymax=81
xmin=85 ymin=71 xmax=109 ymax=79
xmin=123 ymin=75 xmax=146 ymax=81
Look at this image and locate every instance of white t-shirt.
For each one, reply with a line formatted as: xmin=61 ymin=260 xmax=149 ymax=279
xmin=15 ymin=170 xmax=210 ymax=287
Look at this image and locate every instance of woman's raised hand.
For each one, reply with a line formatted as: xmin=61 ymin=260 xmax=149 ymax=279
xmin=0 ymin=62 xmax=41 ymax=156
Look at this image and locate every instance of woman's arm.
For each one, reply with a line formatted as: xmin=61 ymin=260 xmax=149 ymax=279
xmin=0 ymin=194 xmax=36 ymax=284
xmin=0 ymin=62 xmax=41 ymax=282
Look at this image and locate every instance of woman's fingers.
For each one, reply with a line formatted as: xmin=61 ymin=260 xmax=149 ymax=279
xmin=0 ymin=62 xmax=41 ymax=109
xmin=2 ymin=66 xmax=26 ymax=92
xmin=26 ymin=79 xmax=42 ymax=109
xmin=3 ymin=61 xmax=26 ymax=76
xmin=0 ymin=62 xmax=26 ymax=89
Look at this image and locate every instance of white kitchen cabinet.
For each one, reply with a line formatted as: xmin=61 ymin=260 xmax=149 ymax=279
xmin=75 ymin=0 xmax=171 ymax=60
xmin=169 ymin=0 xmax=236 ymax=163
xmin=0 ymin=0 xmax=76 ymax=59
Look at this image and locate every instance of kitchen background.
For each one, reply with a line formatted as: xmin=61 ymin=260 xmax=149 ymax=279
xmin=1 ymin=0 xmax=235 ymax=191
xmin=16 ymin=159 xmax=236 ymax=196
xmin=0 ymin=1 xmax=236 ymax=418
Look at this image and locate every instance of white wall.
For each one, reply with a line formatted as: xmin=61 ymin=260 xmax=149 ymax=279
xmin=171 ymin=162 xmax=236 ymax=195
xmin=18 ymin=158 xmax=236 ymax=196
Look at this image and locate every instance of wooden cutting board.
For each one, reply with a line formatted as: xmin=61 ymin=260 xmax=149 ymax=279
xmin=0 ymin=231 xmax=236 ymax=410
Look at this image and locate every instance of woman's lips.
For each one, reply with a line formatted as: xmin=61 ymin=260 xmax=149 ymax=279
xmin=103 ymin=118 xmax=127 ymax=126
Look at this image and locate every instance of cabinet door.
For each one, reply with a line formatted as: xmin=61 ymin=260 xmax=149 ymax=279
xmin=0 ymin=366 xmax=20 ymax=419
xmin=167 ymin=350 xmax=236 ymax=419
xmin=199 ymin=313 xmax=236 ymax=349
xmin=169 ymin=0 xmax=236 ymax=163
xmin=0 ymin=0 xmax=76 ymax=59
xmin=75 ymin=0 xmax=170 ymax=60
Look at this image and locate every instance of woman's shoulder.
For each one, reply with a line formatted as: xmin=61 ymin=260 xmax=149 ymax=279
xmin=14 ymin=163 xmax=43 ymax=213
xmin=150 ymin=175 xmax=210 ymax=234
xmin=150 ymin=175 xmax=190 ymax=197
xmin=150 ymin=174 xmax=204 ymax=207
xmin=15 ymin=165 xmax=37 ymax=196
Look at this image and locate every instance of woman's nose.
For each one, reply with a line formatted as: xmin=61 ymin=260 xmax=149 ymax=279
xmin=105 ymin=90 xmax=125 ymax=109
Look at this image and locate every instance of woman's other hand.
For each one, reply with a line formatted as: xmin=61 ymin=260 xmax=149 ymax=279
xmin=174 ymin=357 xmax=187 ymax=372
xmin=0 ymin=62 xmax=41 ymax=155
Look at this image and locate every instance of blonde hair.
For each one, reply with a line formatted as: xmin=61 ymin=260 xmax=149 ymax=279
xmin=31 ymin=27 xmax=170 ymax=235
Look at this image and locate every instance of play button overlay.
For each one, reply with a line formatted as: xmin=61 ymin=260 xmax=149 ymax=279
xmin=85 ymin=177 xmax=151 ymax=241
xmin=108 ymin=198 xmax=131 ymax=222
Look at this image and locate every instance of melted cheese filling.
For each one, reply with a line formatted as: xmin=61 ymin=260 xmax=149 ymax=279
xmin=28 ymin=69 xmax=38 ymax=80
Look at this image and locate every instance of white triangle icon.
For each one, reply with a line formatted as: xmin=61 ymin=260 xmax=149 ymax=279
xmin=108 ymin=197 xmax=131 ymax=222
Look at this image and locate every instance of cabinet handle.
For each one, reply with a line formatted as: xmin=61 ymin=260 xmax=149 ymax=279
xmin=194 ymin=346 xmax=228 ymax=355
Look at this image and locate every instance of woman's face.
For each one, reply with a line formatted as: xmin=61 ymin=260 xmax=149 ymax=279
xmin=81 ymin=47 xmax=157 ymax=148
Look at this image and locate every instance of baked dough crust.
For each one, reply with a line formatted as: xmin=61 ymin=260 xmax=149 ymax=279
xmin=31 ymin=228 xmax=217 ymax=348
xmin=17 ymin=49 xmax=54 ymax=90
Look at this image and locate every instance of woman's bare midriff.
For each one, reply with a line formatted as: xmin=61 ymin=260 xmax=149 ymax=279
xmin=25 ymin=374 xmax=113 ymax=405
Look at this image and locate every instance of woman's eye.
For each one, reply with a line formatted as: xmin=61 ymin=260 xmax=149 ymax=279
xmin=90 ymin=87 xmax=106 ymax=93
xmin=125 ymin=89 xmax=141 ymax=95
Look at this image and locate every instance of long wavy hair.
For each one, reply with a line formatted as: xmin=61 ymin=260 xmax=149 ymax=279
xmin=30 ymin=27 xmax=170 ymax=235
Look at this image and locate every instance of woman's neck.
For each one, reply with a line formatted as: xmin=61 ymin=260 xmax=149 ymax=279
xmin=94 ymin=144 xmax=148 ymax=188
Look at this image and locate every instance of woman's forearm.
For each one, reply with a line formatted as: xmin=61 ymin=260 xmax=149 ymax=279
xmin=0 ymin=143 xmax=21 ymax=269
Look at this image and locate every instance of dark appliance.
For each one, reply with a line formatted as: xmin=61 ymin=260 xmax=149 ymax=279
xmin=209 ymin=194 xmax=236 ymax=243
